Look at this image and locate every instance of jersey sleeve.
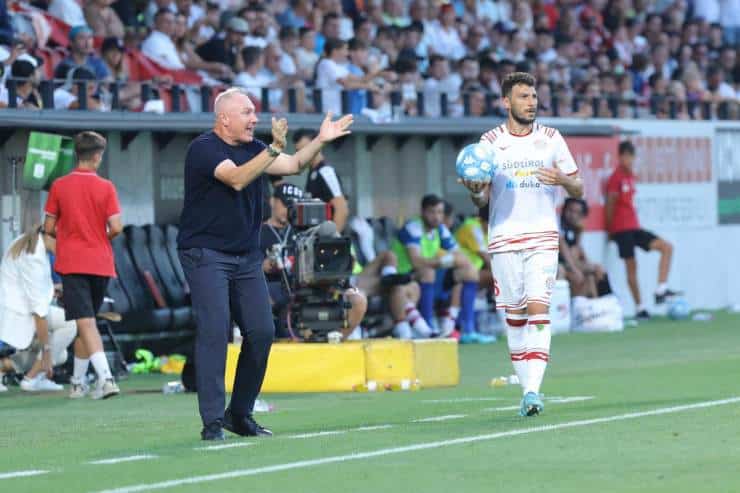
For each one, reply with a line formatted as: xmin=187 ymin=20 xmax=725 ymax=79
xmin=106 ymin=182 xmax=121 ymax=219
xmin=440 ymin=225 xmax=458 ymax=251
xmin=398 ymin=220 xmax=422 ymax=249
xmin=553 ymin=130 xmax=578 ymax=176
xmin=44 ymin=181 xmax=59 ymax=217
xmin=317 ymin=166 xmax=345 ymax=199
xmin=187 ymin=138 xmax=230 ymax=178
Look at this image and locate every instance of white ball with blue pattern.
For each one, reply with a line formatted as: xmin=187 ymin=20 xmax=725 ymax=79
xmin=668 ymin=298 xmax=691 ymax=320
xmin=455 ymin=143 xmax=495 ymax=182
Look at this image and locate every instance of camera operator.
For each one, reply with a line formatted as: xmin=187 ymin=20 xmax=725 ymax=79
xmin=260 ymin=183 xmax=367 ymax=339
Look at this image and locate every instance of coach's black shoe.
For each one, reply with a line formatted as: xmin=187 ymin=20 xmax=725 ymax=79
xmin=655 ymin=289 xmax=682 ymax=305
xmin=224 ymin=408 xmax=273 ymax=437
xmin=201 ymin=420 xmax=226 ymax=441
xmin=635 ymin=309 xmax=651 ymax=321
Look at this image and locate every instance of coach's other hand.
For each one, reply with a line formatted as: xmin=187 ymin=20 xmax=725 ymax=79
xmin=318 ymin=112 xmax=353 ymax=143
xmin=272 ymin=117 xmax=288 ymax=150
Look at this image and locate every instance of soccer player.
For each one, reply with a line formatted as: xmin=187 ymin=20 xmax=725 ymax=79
xmin=392 ymin=194 xmax=488 ymax=342
xmin=460 ymin=72 xmax=583 ymax=416
xmin=605 ymin=141 xmax=678 ymax=320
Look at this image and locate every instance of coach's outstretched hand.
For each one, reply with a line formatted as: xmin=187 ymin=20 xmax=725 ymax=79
xmin=272 ymin=117 xmax=288 ymax=150
xmin=318 ymin=112 xmax=354 ymax=143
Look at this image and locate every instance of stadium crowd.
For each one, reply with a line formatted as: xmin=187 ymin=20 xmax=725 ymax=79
xmin=0 ymin=0 xmax=737 ymax=118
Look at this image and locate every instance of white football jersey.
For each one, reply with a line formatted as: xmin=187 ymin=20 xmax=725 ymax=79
xmin=480 ymin=122 xmax=578 ymax=253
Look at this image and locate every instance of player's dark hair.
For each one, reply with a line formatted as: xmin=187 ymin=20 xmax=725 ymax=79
xmin=292 ymin=129 xmax=317 ymax=144
xmin=561 ymin=197 xmax=589 ymax=224
xmin=421 ymin=194 xmax=443 ymax=211
xmin=74 ymin=131 xmax=107 ymax=162
xmin=618 ymin=140 xmax=635 ymax=156
xmin=501 ymin=72 xmax=536 ymax=98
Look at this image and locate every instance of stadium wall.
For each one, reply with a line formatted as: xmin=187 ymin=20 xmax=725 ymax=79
xmin=0 ymin=110 xmax=737 ymax=314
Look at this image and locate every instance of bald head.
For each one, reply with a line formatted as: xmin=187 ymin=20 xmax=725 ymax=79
xmin=213 ymin=87 xmax=259 ymax=145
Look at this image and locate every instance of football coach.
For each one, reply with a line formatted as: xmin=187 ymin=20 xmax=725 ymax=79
xmin=178 ymin=87 xmax=353 ymax=440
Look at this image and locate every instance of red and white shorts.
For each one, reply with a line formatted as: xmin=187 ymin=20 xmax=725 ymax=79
xmin=491 ymin=249 xmax=558 ymax=311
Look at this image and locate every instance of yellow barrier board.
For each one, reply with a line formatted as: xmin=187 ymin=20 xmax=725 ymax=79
xmin=225 ymin=339 xmax=459 ymax=393
xmin=413 ymin=339 xmax=460 ymax=387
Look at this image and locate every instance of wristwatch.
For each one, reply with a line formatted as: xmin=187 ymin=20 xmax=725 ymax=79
xmin=267 ymin=144 xmax=281 ymax=157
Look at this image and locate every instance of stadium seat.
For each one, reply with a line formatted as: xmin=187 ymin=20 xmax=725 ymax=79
xmin=125 ymin=225 xmax=192 ymax=330
xmin=164 ymin=225 xmax=187 ymax=289
xmin=111 ymin=234 xmax=172 ymax=332
xmin=143 ymin=225 xmax=190 ymax=306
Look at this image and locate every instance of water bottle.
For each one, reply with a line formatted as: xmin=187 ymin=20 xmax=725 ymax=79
xmin=162 ymin=381 xmax=184 ymax=394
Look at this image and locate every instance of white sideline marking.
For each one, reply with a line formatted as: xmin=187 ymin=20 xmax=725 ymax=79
xmin=288 ymin=430 xmax=347 ymax=439
xmin=0 ymin=470 xmax=49 ymax=480
xmin=94 ymin=397 xmax=740 ymax=493
xmin=89 ymin=455 xmax=157 ymax=465
xmin=412 ymin=414 xmax=467 ymax=423
xmin=484 ymin=396 xmax=595 ymax=412
xmin=196 ymin=443 xmax=255 ymax=451
xmin=355 ymin=425 xmax=394 ymax=432
xmin=422 ymin=397 xmax=504 ymax=404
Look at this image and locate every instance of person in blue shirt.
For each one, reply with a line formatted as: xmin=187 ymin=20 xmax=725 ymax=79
xmin=54 ymin=26 xmax=110 ymax=82
xmin=392 ymin=194 xmax=491 ymax=342
xmin=177 ymin=87 xmax=352 ymax=441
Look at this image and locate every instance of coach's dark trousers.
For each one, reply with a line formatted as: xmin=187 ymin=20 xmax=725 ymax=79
xmin=179 ymin=247 xmax=274 ymax=426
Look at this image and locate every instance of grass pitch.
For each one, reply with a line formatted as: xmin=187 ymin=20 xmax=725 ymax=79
xmin=2 ymin=312 xmax=740 ymax=493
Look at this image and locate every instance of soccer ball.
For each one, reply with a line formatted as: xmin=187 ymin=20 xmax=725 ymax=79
xmin=455 ymin=143 xmax=495 ymax=182
xmin=667 ymin=298 xmax=691 ymax=320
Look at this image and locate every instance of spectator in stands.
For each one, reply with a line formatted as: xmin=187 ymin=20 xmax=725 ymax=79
xmin=391 ymin=194 xmax=481 ymax=339
xmin=426 ymin=3 xmax=465 ymax=61
xmin=558 ymin=198 xmax=611 ymax=299
xmin=0 ymin=225 xmax=77 ymax=392
xmin=423 ymin=55 xmax=461 ymax=117
xmin=48 ymin=0 xmax=87 ymax=28
xmin=720 ymin=0 xmax=740 ymax=46
xmin=0 ymin=54 xmax=42 ymax=109
xmin=395 ymin=57 xmax=421 ymax=115
xmin=606 ymin=141 xmax=680 ymax=320
xmin=277 ymin=27 xmax=300 ymax=77
xmin=100 ymin=37 xmax=143 ymax=111
xmin=294 ymin=27 xmax=319 ymax=79
xmin=240 ymin=4 xmax=277 ymax=48
xmin=175 ymin=0 xmax=205 ymax=32
xmin=196 ymin=16 xmax=248 ymax=74
xmin=174 ymin=12 xmax=234 ymax=81
xmin=85 ymin=0 xmax=125 ymax=40
xmin=142 ymin=9 xmax=185 ymax=70
xmin=56 ymin=26 xmax=110 ymax=81
xmin=260 ymin=183 xmax=367 ymax=339
xmin=43 ymin=131 xmax=123 ymax=399
xmin=293 ymin=128 xmax=349 ymax=232
xmin=234 ymin=46 xmax=270 ymax=103
xmin=316 ymin=12 xmax=343 ymax=55
xmin=316 ymin=38 xmax=380 ymax=115
xmin=278 ymin=0 xmax=313 ymax=29
xmin=53 ymin=66 xmax=105 ymax=110
xmin=145 ymin=0 xmax=177 ymax=28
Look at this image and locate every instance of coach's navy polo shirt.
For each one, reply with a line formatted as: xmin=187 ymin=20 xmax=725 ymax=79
xmin=178 ymin=131 xmax=267 ymax=254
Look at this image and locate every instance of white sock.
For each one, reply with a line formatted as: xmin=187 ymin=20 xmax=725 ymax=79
xmin=405 ymin=303 xmax=431 ymax=336
xmin=346 ymin=326 xmax=363 ymax=340
xmin=72 ymin=357 xmax=90 ymax=384
xmin=505 ymin=313 xmax=529 ymax=395
xmin=393 ymin=320 xmax=413 ymax=339
xmin=89 ymin=352 xmax=113 ymax=381
xmin=525 ymin=317 xmax=551 ymax=395
xmin=656 ymin=283 xmax=668 ymax=295
xmin=381 ymin=265 xmax=398 ymax=277
xmin=448 ymin=306 xmax=460 ymax=320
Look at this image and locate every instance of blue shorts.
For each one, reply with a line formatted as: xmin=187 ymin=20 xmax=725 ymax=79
xmin=433 ymin=268 xmax=455 ymax=301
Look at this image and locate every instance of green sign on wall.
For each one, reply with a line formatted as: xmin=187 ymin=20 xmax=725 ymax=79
xmin=22 ymin=132 xmax=75 ymax=190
